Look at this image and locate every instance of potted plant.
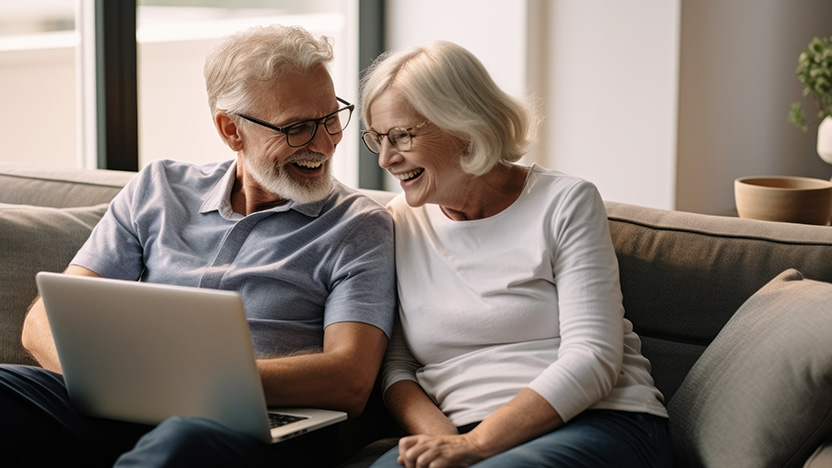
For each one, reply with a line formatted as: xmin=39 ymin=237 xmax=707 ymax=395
xmin=788 ymin=35 xmax=832 ymax=163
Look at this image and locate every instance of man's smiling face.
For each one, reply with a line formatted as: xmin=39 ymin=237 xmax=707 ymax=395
xmin=239 ymin=66 xmax=341 ymax=204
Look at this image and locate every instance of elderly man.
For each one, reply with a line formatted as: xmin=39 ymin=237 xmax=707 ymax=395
xmin=1 ymin=24 xmax=395 ymax=467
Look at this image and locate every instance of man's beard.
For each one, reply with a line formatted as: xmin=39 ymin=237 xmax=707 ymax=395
xmin=247 ymin=150 xmax=333 ymax=204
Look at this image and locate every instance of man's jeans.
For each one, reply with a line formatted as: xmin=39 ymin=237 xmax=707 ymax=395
xmin=0 ymin=364 xmax=331 ymax=467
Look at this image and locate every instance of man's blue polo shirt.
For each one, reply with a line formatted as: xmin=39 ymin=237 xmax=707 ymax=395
xmin=71 ymin=159 xmax=396 ymax=358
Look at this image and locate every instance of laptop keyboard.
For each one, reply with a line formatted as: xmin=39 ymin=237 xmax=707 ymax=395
xmin=268 ymin=412 xmax=308 ymax=428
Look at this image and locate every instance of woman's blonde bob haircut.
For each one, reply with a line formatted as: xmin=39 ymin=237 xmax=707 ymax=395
xmin=204 ymin=24 xmax=334 ymax=116
xmin=360 ymin=41 xmax=539 ymax=176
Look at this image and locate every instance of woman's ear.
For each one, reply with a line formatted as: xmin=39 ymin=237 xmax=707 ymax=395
xmin=214 ymin=112 xmax=244 ymax=151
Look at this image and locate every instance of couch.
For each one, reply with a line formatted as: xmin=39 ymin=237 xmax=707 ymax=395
xmin=2 ymin=162 xmax=831 ymax=468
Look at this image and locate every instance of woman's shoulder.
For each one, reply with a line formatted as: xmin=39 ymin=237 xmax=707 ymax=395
xmin=385 ymin=192 xmax=417 ymax=218
xmin=525 ymin=164 xmax=601 ymax=201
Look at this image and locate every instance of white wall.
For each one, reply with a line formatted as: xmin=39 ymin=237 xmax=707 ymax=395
xmin=385 ymin=0 xmax=832 ymax=214
xmin=0 ymin=46 xmax=77 ymax=169
xmin=676 ymin=0 xmax=832 ymax=215
xmin=540 ymin=1 xmax=681 ymax=209
xmin=385 ymin=0 xmax=682 ymax=209
xmin=383 ymin=0 xmax=532 ymax=191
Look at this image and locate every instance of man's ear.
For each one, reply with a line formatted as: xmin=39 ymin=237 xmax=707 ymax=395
xmin=215 ymin=111 xmax=244 ymax=151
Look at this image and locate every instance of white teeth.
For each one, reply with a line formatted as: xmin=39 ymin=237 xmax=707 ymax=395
xmin=394 ymin=169 xmax=424 ymax=181
xmin=295 ymin=160 xmax=323 ymax=169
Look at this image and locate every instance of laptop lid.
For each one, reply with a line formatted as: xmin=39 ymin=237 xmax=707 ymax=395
xmin=35 ymin=272 xmax=346 ymax=444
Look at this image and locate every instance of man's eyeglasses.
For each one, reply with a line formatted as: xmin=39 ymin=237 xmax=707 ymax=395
xmin=361 ymin=121 xmax=429 ymax=154
xmin=236 ymin=97 xmax=354 ymax=148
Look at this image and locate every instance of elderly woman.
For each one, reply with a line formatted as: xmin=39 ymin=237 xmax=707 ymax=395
xmin=359 ymin=41 xmax=672 ymax=468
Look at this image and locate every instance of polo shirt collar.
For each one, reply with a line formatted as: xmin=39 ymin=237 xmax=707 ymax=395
xmin=200 ymin=159 xmax=331 ymax=218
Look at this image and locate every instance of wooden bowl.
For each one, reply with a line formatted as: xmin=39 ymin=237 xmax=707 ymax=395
xmin=734 ymin=176 xmax=832 ymax=225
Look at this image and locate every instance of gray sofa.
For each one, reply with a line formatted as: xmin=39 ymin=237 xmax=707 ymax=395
xmin=2 ymin=162 xmax=831 ymax=467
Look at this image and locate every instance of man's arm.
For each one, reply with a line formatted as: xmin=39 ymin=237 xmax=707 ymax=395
xmin=256 ymin=321 xmax=388 ymax=417
xmin=21 ymin=265 xmax=102 ymax=373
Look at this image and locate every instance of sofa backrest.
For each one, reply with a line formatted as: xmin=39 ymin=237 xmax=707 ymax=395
xmin=606 ymin=200 xmax=832 ymax=403
xmin=0 ymin=163 xmax=135 ymax=208
xmin=2 ymin=163 xmax=831 ymax=407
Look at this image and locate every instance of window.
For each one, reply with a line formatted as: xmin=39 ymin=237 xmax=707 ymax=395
xmin=0 ymin=0 xmax=373 ymax=189
xmin=0 ymin=1 xmax=79 ymax=168
xmin=136 ymin=0 xmax=361 ymax=186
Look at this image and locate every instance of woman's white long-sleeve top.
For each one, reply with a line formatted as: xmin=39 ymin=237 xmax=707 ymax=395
xmin=382 ymin=164 xmax=668 ymax=427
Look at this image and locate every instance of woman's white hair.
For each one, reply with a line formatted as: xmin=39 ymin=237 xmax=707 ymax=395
xmin=360 ymin=41 xmax=539 ymax=176
xmin=204 ymin=24 xmax=334 ymax=116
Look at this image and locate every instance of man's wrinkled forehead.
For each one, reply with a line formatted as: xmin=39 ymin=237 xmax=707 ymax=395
xmin=254 ymin=67 xmax=337 ymax=123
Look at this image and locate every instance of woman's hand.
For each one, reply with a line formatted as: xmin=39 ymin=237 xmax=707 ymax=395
xmin=397 ymin=432 xmax=487 ymax=468
xmin=395 ymin=388 xmax=564 ymax=467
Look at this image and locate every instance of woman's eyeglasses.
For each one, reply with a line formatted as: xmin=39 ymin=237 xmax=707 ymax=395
xmin=361 ymin=121 xmax=429 ymax=154
xmin=236 ymin=97 xmax=354 ymax=148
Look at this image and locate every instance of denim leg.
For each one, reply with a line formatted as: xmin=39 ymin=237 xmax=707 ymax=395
xmin=114 ymin=416 xmax=273 ymax=468
xmin=368 ymin=443 xmax=403 ymax=468
xmin=0 ymin=364 xmax=153 ymax=467
xmin=472 ymin=410 xmax=672 ymax=468
xmin=370 ymin=411 xmax=671 ymax=468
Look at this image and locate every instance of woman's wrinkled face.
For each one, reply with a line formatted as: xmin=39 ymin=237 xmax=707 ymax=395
xmin=367 ymin=88 xmax=468 ymax=208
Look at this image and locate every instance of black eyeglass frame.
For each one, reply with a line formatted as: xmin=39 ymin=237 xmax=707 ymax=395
xmin=236 ymin=97 xmax=354 ymax=148
xmin=361 ymin=121 xmax=429 ymax=154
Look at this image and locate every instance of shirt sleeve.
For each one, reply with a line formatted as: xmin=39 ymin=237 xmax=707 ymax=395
xmin=380 ymin=319 xmax=422 ymax=394
xmin=323 ymin=207 xmax=397 ymax=339
xmin=70 ymin=166 xmax=149 ymax=280
xmin=527 ymin=180 xmax=625 ymax=422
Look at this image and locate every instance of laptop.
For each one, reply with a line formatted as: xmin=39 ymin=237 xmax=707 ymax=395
xmin=35 ymin=271 xmax=347 ymax=444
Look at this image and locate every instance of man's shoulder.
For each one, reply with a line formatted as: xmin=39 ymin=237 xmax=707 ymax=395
xmin=325 ymin=180 xmax=393 ymax=219
xmin=140 ymin=159 xmax=231 ymax=183
xmin=128 ymin=160 xmax=232 ymax=200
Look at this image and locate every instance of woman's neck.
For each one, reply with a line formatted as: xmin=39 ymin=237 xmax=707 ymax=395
xmin=440 ymin=163 xmax=530 ymax=221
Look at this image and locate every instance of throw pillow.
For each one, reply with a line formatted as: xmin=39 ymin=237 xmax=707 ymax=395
xmin=804 ymin=439 xmax=832 ymax=468
xmin=667 ymin=269 xmax=832 ymax=468
xmin=0 ymin=203 xmax=108 ymax=366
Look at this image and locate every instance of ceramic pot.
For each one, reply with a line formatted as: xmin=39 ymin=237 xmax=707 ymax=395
xmin=734 ymin=176 xmax=832 ymax=225
xmin=819 ymin=116 xmax=832 ymax=165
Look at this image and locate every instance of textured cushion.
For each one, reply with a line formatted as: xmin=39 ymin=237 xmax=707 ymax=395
xmin=804 ymin=440 xmax=832 ymax=468
xmin=0 ymin=203 xmax=108 ymax=365
xmin=667 ymin=269 xmax=832 ymax=468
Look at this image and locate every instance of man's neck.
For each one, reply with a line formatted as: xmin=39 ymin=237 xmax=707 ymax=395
xmin=230 ymin=171 xmax=288 ymax=216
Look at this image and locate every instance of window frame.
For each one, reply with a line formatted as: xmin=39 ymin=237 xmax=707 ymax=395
xmin=94 ymin=0 xmax=385 ymax=189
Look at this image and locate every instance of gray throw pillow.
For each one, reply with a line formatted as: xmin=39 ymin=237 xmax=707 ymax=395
xmin=804 ymin=440 xmax=832 ymax=468
xmin=667 ymin=269 xmax=832 ymax=468
xmin=0 ymin=203 xmax=108 ymax=366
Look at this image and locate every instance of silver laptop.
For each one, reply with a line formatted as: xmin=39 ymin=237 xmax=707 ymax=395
xmin=35 ymin=271 xmax=347 ymax=444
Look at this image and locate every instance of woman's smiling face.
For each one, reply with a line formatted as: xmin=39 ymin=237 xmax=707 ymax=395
xmin=368 ymin=88 xmax=468 ymax=208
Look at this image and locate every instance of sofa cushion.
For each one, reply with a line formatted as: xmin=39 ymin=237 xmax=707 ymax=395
xmin=606 ymin=201 xmax=832 ymax=402
xmin=0 ymin=203 xmax=108 ymax=365
xmin=667 ymin=269 xmax=832 ymax=468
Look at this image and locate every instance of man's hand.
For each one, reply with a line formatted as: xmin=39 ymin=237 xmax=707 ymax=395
xmin=397 ymin=433 xmax=487 ymax=468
